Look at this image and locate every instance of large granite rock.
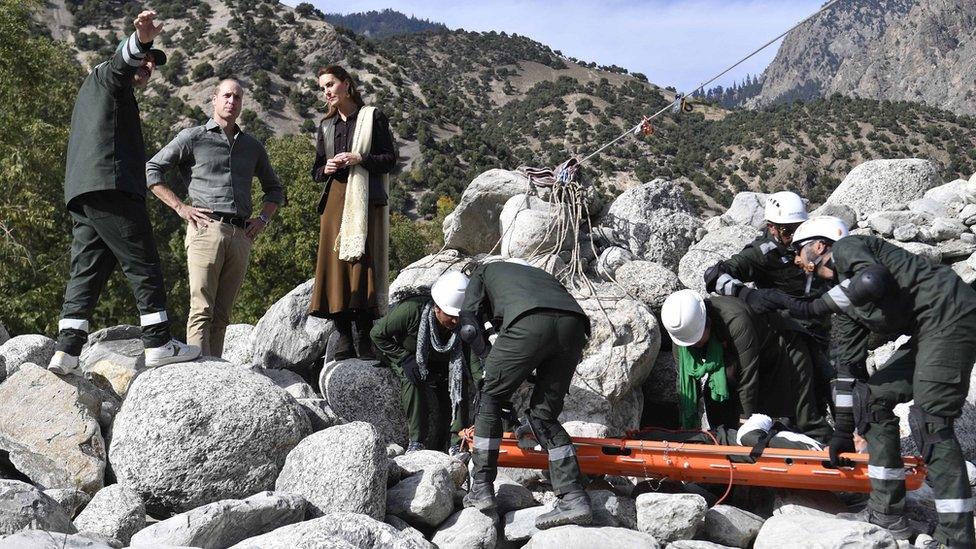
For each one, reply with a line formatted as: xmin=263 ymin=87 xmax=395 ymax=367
xmin=614 ymin=260 xmax=684 ymax=311
xmin=79 ymin=335 xmax=145 ymax=399
xmin=821 ymin=159 xmax=941 ymax=221
xmin=228 ymin=512 xmax=431 ymax=549
xmin=250 ymin=280 xmax=333 ymax=371
xmin=494 ymin=477 xmax=537 ymax=515
xmin=770 ymin=489 xmax=847 ymax=518
xmin=0 ymin=335 xmax=55 ymax=381
xmin=754 ymin=514 xmax=897 ymax=548
xmin=524 ymin=525 xmax=661 ymax=548
xmin=636 ymin=492 xmax=707 ymax=543
xmin=43 ymin=489 xmax=91 ymax=520
xmin=430 ymin=508 xmax=496 ymax=549
xmin=443 ymin=169 xmax=532 ymax=255
xmin=109 ymin=362 xmax=311 ymax=515
xmin=601 ymin=178 xmax=701 ymax=270
xmin=0 ymin=480 xmax=76 ymax=535
xmin=257 ymin=367 xmax=318 ymax=399
xmin=128 ymin=491 xmax=306 ymax=549
xmin=386 ymin=467 xmax=454 ymax=528
xmin=503 ymin=505 xmax=550 ymax=543
xmin=678 ymin=225 xmax=760 ymax=294
xmin=500 ymin=194 xmax=572 ymax=258
xmin=221 ymin=324 xmax=254 ymax=365
xmin=389 ymin=451 xmax=467 ymax=489
xmin=702 ymin=505 xmax=764 ymax=548
xmin=0 ymin=364 xmax=105 ymax=493
xmin=643 ymin=351 xmax=678 ymax=405
xmin=0 ymin=531 xmax=114 ymax=548
xmin=596 ymin=246 xmax=637 ymax=279
xmin=72 ymin=483 xmax=144 ymax=545
xmin=275 ymin=422 xmax=388 ymax=520
xmin=320 ymin=359 xmax=407 ymax=446
xmin=590 ymin=490 xmax=638 ymax=529
xmin=720 ymin=192 xmax=768 ymax=229
xmin=387 ymin=250 xmax=469 ymax=304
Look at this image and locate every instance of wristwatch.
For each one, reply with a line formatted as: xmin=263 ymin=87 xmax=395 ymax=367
xmin=258 ymin=212 xmax=271 ymax=225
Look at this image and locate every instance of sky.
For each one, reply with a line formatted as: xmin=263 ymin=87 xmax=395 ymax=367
xmin=291 ymin=0 xmax=825 ymax=92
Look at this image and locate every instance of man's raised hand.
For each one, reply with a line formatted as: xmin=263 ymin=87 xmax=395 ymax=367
xmin=134 ymin=10 xmax=163 ymax=44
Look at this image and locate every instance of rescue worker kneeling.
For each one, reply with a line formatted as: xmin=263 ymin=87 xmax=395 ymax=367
xmin=660 ymin=289 xmax=832 ymax=443
xmin=459 ymin=259 xmax=592 ymax=529
xmin=752 ymin=216 xmax=976 ymax=547
xmin=370 ymin=272 xmax=482 ymax=455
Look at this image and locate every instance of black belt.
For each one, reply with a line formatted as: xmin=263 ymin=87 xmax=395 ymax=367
xmin=206 ymin=212 xmax=246 ymax=228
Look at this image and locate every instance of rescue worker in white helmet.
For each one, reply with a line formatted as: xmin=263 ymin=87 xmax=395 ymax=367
xmin=660 ymin=289 xmax=832 ymax=443
xmin=751 ymin=216 xmax=976 ymax=547
xmin=370 ymin=271 xmax=483 ymax=455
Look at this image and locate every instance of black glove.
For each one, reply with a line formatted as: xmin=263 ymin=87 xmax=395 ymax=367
xmin=399 ymin=355 xmax=421 ymax=385
xmin=739 ymin=287 xmax=791 ymax=314
xmin=828 ymin=432 xmax=856 ymax=467
xmin=703 ymin=263 xmax=724 ymax=294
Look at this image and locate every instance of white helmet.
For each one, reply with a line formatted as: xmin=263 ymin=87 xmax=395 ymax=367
xmin=764 ymin=191 xmax=808 ymax=224
xmin=431 ymin=271 xmax=469 ymax=316
xmin=661 ymin=290 xmax=707 ymax=347
xmin=506 ymin=257 xmax=531 ymax=267
xmin=792 ymin=216 xmax=850 ymax=249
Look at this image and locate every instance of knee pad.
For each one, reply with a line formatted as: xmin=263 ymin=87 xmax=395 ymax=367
xmin=907 ymin=405 xmax=953 ymax=463
xmin=851 ymin=382 xmax=895 ymax=436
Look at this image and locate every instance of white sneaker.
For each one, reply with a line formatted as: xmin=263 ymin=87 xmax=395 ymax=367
xmin=145 ymin=339 xmax=201 ymax=368
xmin=47 ymin=351 xmax=81 ymax=376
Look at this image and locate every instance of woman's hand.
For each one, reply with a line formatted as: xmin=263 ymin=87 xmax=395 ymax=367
xmin=323 ymin=157 xmax=341 ymax=175
xmin=333 ymin=152 xmax=362 ymax=167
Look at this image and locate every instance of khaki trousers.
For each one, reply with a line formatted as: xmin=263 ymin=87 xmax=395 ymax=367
xmin=185 ymin=221 xmax=252 ymax=357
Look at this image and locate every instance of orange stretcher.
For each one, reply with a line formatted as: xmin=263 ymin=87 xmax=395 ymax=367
xmin=461 ymin=431 xmax=926 ymax=493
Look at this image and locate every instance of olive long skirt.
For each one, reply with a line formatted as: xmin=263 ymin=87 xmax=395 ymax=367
xmin=309 ymin=179 xmax=384 ymax=318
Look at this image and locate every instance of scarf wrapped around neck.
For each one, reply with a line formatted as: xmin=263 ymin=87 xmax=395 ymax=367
xmin=416 ymin=301 xmax=466 ymax=422
xmin=676 ymin=338 xmax=730 ymax=429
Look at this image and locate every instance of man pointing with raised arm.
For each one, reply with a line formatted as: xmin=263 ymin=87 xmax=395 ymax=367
xmin=49 ymin=10 xmax=200 ymax=375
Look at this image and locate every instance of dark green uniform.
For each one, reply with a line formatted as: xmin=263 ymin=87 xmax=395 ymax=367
xmin=463 ymin=262 xmax=590 ymax=496
xmin=823 ymin=235 xmax=976 ymax=546
xmin=370 ymin=296 xmax=482 ymax=449
xmin=55 ymin=32 xmax=171 ymax=356
xmin=714 ymin=230 xmax=833 ymax=409
xmin=676 ymin=296 xmax=831 ymax=442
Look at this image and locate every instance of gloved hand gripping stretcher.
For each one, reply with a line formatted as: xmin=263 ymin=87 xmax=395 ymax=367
xmin=459 ymin=414 xmax=926 ymax=493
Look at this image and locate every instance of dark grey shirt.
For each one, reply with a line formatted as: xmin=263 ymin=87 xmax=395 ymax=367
xmin=146 ymin=119 xmax=285 ymax=217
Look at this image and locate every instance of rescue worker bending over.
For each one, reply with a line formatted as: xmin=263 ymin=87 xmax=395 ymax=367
xmin=756 ymin=215 xmax=976 ymax=547
xmin=660 ymin=290 xmax=832 ymax=443
xmin=703 ymin=191 xmax=833 ymax=411
xmin=370 ymin=272 xmax=482 ymax=455
xmin=459 ymin=259 xmax=592 ymax=529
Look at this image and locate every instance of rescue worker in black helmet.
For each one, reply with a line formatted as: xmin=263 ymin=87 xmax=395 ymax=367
xmin=753 ymin=215 xmax=976 ymax=548
xmin=458 ymin=258 xmax=592 ymax=530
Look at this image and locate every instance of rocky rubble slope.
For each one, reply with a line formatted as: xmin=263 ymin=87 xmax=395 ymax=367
xmin=1 ymin=159 xmax=976 ymax=547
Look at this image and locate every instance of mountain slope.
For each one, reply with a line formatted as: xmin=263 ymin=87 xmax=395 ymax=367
xmin=752 ymin=0 xmax=976 ymax=116
xmin=323 ymin=9 xmax=447 ymax=38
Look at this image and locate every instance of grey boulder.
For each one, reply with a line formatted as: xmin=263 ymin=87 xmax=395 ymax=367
xmin=636 ymin=492 xmax=707 ymax=543
xmin=702 ymin=504 xmax=764 ymax=548
xmin=0 ymin=531 xmax=114 ymax=548
xmin=590 ymin=489 xmax=638 ymax=529
xmin=109 ymin=362 xmax=311 ymax=515
xmin=72 ymin=484 xmax=144 ymax=545
xmin=500 ymin=194 xmax=572 ymax=258
xmin=228 ymin=512 xmax=432 ymax=549
xmin=78 ymin=334 xmax=145 ymax=399
xmin=275 ymin=422 xmax=388 ymax=519
xmin=770 ymin=489 xmax=847 ymax=518
xmin=390 ymin=450 xmax=467 ymax=489
xmin=220 ymin=324 xmax=254 ymax=365
xmin=503 ymin=505 xmax=550 ymax=543
xmin=0 ymin=335 xmax=54 ymax=381
xmin=524 ymin=525 xmax=661 ymax=548
xmin=387 ymin=250 xmax=468 ymax=304
xmin=43 ymin=489 xmax=91 ymax=520
xmin=320 ymin=359 xmax=407 ymax=446
xmin=385 ymin=467 xmax=455 ymax=528
xmin=0 ymin=364 xmax=105 ymax=494
xmin=0 ymin=480 xmax=76 ymax=535
xmin=821 ymin=159 xmax=941 ymax=221
xmin=257 ymin=367 xmax=318 ymax=399
xmin=128 ymin=491 xmax=305 ymax=549
xmin=596 ymin=246 xmax=637 ymax=279
xmin=678 ymin=225 xmax=760 ymax=294
xmin=613 ymin=260 xmax=684 ymax=311
xmin=720 ymin=192 xmax=768 ymax=229
xmin=601 ymin=178 xmax=700 ymax=270
xmin=430 ymin=508 xmax=496 ymax=549
xmin=494 ymin=477 xmax=537 ymax=515
xmin=754 ymin=514 xmax=897 ymax=548
xmin=443 ymin=169 xmax=532 ymax=255
xmin=250 ymin=279 xmax=334 ymax=371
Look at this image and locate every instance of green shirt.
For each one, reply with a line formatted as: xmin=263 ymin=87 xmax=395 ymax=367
xmin=64 ymin=32 xmax=153 ymax=205
xmin=824 ymin=235 xmax=976 ymax=371
xmin=371 ymin=296 xmax=482 ymax=373
xmin=460 ymin=262 xmax=589 ymax=333
xmin=145 ymin=119 xmax=285 ymax=218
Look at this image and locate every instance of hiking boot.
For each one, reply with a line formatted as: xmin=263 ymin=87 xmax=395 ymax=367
xmin=353 ymin=317 xmax=376 ymax=360
xmin=333 ymin=318 xmax=355 ymax=360
xmin=535 ymin=489 xmax=593 ymax=530
xmin=914 ymin=534 xmax=946 ymax=549
xmin=406 ymin=442 xmax=425 ymax=454
xmin=48 ymin=351 xmax=81 ymax=376
xmin=463 ymin=480 xmax=496 ymax=512
xmin=145 ymin=339 xmax=201 ymax=368
xmin=836 ymin=507 xmax=914 ymax=540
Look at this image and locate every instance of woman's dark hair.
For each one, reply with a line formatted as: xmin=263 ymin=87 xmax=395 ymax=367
xmin=317 ymin=65 xmax=365 ymax=119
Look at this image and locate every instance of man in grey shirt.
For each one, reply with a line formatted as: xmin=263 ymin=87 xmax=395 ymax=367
xmin=147 ymin=78 xmax=285 ymax=357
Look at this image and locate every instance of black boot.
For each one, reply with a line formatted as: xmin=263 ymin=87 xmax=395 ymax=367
xmin=463 ymin=480 xmax=497 ymax=512
xmin=353 ymin=314 xmax=376 ymax=360
xmin=333 ymin=316 xmax=355 ymax=361
xmin=836 ymin=507 xmax=914 ymax=540
xmin=535 ymin=490 xmax=593 ymax=530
